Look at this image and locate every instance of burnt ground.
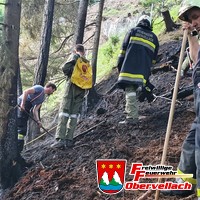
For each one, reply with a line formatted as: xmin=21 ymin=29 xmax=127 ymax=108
xmin=1 ymin=34 xmax=198 ymax=200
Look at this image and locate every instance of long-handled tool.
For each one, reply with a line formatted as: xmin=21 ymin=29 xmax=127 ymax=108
xmin=17 ymin=105 xmax=54 ymax=137
xmin=186 ymin=47 xmax=193 ymax=69
xmin=154 ymin=29 xmax=188 ymax=200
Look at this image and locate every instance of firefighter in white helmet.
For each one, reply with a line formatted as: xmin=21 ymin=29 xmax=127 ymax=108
xmin=116 ymin=15 xmax=159 ymax=125
xmin=162 ymin=0 xmax=200 ymax=198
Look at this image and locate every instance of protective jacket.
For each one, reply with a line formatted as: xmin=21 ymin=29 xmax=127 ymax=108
xmin=117 ymin=24 xmax=159 ymax=89
xmin=178 ymin=47 xmax=200 ymax=197
xmin=56 ymin=53 xmax=86 ymax=141
xmin=193 ymin=47 xmax=200 ymax=87
xmin=62 ymin=54 xmax=80 ymax=78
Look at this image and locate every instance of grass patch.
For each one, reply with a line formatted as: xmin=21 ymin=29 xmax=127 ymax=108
xmin=41 ymin=80 xmax=65 ymax=115
xmin=152 ymin=5 xmax=181 ymax=36
xmin=153 ymin=17 xmax=165 ymax=36
xmin=96 ymin=35 xmax=121 ymax=82
xmin=103 ymin=3 xmax=134 ymax=18
xmin=170 ymin=5 xmax=180 ymax=22
xmin=103 ymin=8 xmax=121 ymax=18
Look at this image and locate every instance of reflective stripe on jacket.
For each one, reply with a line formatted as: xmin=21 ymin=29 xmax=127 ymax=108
xmin=117 ymin=25 xmax=159 ymax=88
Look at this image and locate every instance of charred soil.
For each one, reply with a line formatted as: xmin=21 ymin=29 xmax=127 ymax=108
xmin=2 ymin=32 xmax=198 ymax=200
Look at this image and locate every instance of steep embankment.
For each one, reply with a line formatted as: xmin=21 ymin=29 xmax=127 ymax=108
xmin=2 ymin=31 xmax=197 ymax=200
xmin=1 ymin=1 xmax=197 ymax=200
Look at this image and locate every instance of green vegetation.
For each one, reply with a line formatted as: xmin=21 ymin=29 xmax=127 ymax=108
xmin=103 ymin=2 xmax=134 ymax=18
xmin=96 ymin=0 xmax=182 ymax=82
xmin=170 ymin=5 xmax=181 ymax=22
xmin=43 ymin=34 xmax=121 ymax=113
xmin=0 ymin=0 xmax=185 ymax=126
xmin=96 ymin=35 xmax=121 ymax=81
xmin=103 ymin=8 xmax=121 ymax=18
xmin=153 ymin=5 xmax=181 ymax=35
xmin=0 ymin=1 xmax=4 ymax=23
xmin=41 ymin=80 xmax=65 ymax=116
xmin=18 ymin=0 xmax=183 ymax=88
xmin=152 ymin=17 xmax=165 ymax=35
xmin=0 ymin=0 xmax=183 ymax=115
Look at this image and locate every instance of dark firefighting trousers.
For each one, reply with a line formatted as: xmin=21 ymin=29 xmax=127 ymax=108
xmin=17 ymin=101 xmax=32 ymax=154
xmin=178 ymin=86 xmax=200 ymax=196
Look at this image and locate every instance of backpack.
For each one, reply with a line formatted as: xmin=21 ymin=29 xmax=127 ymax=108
xmin=71 ymin=57 xmax=93 ymax=89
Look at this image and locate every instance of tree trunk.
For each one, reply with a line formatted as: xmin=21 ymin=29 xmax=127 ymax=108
xmin=17 ymin=67 xmax=22 ymax=96
xmin=162 ymin=10 xmax=178 ymax=32
xmin=86 ymin=0 xmax=105 ymax=111
xmin=28 ymin=0 xmax=55 ymax=143
xmin=87 ymin=87 xmax=101 ymax=110
xmin=0 ymin=0 xmax=21 ymax=189
xmin=34 ymin=0 xmax=55 ymax=86
xmin=91 ymin=0 xmax=105 ymax=85
xmin=74 ymin=0 xmax=89 ymax=44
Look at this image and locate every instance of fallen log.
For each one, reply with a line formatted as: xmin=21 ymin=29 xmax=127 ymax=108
xmin=151 ymin=62 xmax=173 ymax=74
xmin=161 ymin=84 xmax=193 ymax=99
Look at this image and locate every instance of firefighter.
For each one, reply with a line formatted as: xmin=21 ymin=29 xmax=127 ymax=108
xmin=17 ymin=82 xmax=57 ymax=154
xmin=116 ymin=15 xmax=159 ymax=125
xmin=51 ymin=44 xmax=89 ymax=149
xmin=162 ymin=0 xmax=200 ymax=198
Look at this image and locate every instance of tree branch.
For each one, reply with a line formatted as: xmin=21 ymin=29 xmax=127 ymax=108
xmin=83 ymin=33 xmax=95 ymax=44
xmin=51 ymin=33 xmax=74 ymax=54
xmin=51 ymin=22 xmax=96 ymax=54
xmin=0 ymin=3 xmax=7 ymax=6
xmin=0 ymin=23 xmax=8 ymax=27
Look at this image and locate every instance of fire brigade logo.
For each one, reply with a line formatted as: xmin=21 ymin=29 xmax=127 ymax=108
xmin=96 ymin=159 xmax=126 ymax=194
xmin=82 ymin=64 xmax=87 ymax=73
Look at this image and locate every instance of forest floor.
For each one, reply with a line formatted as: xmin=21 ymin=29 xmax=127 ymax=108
xmin=1 ymin=27 xmax=198 ymax=200
xmin=0 ymin=1 xmax=197 ymax=199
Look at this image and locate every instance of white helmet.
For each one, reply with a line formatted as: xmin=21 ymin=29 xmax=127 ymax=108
xmin=137 ymin=15 xmax=151 ymax=26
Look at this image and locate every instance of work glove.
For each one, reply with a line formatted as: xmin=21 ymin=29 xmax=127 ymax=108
xmin=137 ymin=82 xmax=155 ymax=103
xmin=137 ymin=86 xmax=146 ymax=102
xmin=145 ymin=86 xmax=155 ymax=103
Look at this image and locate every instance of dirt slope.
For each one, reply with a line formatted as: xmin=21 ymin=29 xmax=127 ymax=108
xmin=1 ymin=30 xmax=198 ymax=200
xmin=0 ymin=2 xmax=196 ymax=199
